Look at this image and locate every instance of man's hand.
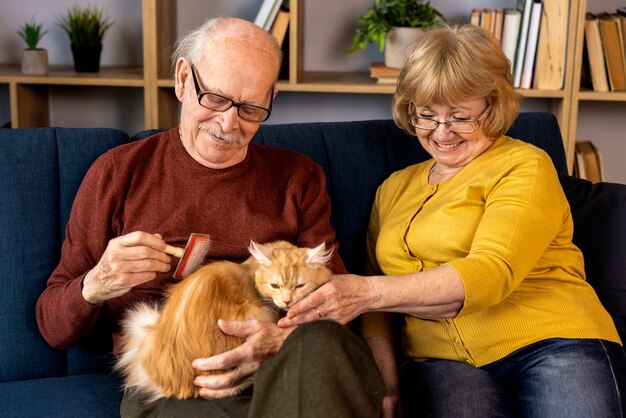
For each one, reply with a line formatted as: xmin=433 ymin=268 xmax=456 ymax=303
xmin=192 ymin=319 xmax=294 ymax=399
xmin=81 ymin=231 xmax=171 ymax=304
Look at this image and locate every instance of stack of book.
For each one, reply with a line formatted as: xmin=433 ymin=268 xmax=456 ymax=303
xmin=470 ymin=0 xmax=569 ymax=90
xmin=583 ymin=11 xmax=626 ymax=92
xmin=574 ymin=141 xmax=604 ymax=183
xmin=369 ymin=62 xmax=401 ymax=84
xmin=254 ymin=0 xmax=290 ymax=47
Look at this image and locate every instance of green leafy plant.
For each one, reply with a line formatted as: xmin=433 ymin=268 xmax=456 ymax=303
xmin=349 ymin=0 xmax=446 ymax=52
xmin=17 ymin=17 xmax=48 ymax=50
xmin=58 ymin=5 xmax=114 ymax=47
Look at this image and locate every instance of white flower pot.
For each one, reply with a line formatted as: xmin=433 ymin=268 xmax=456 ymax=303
xmin=21 ymin=49 xmax=48 ymax=75
xmin=384 ymin=27 xmax=425 ymax=69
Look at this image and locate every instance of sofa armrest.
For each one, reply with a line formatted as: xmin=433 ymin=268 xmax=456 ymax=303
xmin=559 ymin=175 xmax=626 ymax=343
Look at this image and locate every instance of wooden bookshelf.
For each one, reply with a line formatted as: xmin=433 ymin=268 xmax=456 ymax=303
xmin=0 ymin=65 xmax=143 ymax=127
xmin=569 ymin=0 xmax=626 ymax=174
xmin=145 ymin=0 xmax=578 ymax=133
xmin=2 ymin=0 xmax=618 ymax=173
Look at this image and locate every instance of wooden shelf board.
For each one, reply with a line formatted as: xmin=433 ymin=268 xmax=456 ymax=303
xmin=155 ymin=71 xmax=567 ymax=97
xmin=516 ymin=88 xmax=566 ymax=99
xmin=0 ymin=65 xmax=144 ymax=87
xmin=578 ymin=89 xmax=626 ymax=101
xmin=157 ymin=79 xmax=175 ymax=88
xmin=278 ymin=72 xmax=394 ymax=94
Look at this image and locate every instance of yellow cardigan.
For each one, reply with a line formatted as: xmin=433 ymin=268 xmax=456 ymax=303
xmin=361 ymin=136 xmax=620 ymax=367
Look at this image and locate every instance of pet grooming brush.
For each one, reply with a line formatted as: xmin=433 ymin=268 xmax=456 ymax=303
xmin=164 ymin=233 xmax=211 ymax=279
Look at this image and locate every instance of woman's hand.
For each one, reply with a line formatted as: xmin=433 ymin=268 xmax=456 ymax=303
xmin=278 ymin=274 xmax=375 ymax=327
xmin=192 ymin=319 xmax=294 ymax=399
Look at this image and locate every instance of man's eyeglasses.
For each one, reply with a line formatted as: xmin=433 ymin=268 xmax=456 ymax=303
xmin=189 ymin=65 xmax=273 ymax=123
xmin=409 ymin=106 xmax=490 ymax=133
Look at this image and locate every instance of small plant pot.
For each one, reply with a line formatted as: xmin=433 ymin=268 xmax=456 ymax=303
xmin=71 ymin=44 xmax=102 ymax=72
xmin=21 ymin=49 xmax=49 ymax=75
xmin=384 ymin=27 xmax=425 ymax=69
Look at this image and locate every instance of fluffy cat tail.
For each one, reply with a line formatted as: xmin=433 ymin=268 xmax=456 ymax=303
xmin=115 ymin=303 xmax=165 ymax=401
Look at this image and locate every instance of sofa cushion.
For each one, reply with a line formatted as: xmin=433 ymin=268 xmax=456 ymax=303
xmin=253 ymin=113 xmax=566 ymax=273
xmin=0 ymin=128 xmax=131 ymax=382
xmin=560 ymin=175 xmax=626 ymax=343
xmin=55 ymin=128 xmax=134 ymax=375
xmin=255 ymin=120 xmax=428 ymax=274
xmin=505 ymin=112 xmax=568 ymax=175
xmin=0 ymin=129 xmax=65 ymax=382
xmin=0 ymin=373 xmax=123 ymax=418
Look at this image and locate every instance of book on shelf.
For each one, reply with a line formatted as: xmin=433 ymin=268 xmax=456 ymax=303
xmin=520 ymin=0 xmax=543 ymax=89
xmin=584 ymin=13 xmax=610 ymax=92
xmin=470 ymin=8 xmax=481 ymax=26
xmin=369 ymin=63 xmax=400 ymax=84
xmin=472 ymin=8 xmax=504 ymax=39
xmin=620 ymin=15 xmax=626 ymax=72
xmin=599 ymin=13 xmax=626 ymax=91
xmin=533 ymin=0 xmax=569 ymax=90
xmin=481 ymin=8 xmax=494 ymax=34
xmin=574 ymin=141 xmax=603 ymax=183
xmin=375 ymin=76 xmax=399 ymax=85
xmin=493 ymin=8 xmax=504 ymax=41
xmin=513 ymin=0 xmax=535 ymax=88
xmin=370 ymin=62 xmax=400 ymax=76
xmin=254 ymin=0 xmax=283 ymax=30
xmin=501 ymin=9 xmax=522 ymax=69
xmin=580 ymin=30 xmax=595 ymax=90
xmin=270 ymin=7 xmax=290 ymax=47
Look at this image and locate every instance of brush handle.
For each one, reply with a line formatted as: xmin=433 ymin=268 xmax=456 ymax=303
xmin=164 ymin=245 xmax=184 ymax=258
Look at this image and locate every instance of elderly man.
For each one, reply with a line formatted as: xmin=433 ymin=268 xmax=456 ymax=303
xmin=36 ymin=17 xmax=383 ymax=417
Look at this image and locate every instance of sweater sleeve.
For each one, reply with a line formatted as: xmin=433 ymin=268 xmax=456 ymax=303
xmin=446 ymin=150 xmax=568 ymax=316
xmin=36 ymin=153 xmax=120 ymax=349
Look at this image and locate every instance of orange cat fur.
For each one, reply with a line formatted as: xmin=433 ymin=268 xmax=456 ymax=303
xmin=116 ymin=240 xmax=332 ymax=401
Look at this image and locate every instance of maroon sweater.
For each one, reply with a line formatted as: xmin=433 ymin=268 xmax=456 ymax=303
xmin=36 ymin=127 xmax=345 ymax=354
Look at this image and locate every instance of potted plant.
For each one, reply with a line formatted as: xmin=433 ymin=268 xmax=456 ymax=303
xmin=17 ymin=17 xmax=49 ymax=75
xmin=58 ymin=5 xmax=114 ymax=72
xmin=349 ymin=0 xmax=446 ymax=68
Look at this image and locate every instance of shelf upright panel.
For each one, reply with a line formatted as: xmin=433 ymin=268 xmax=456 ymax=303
xmin=143 ymin=0 xmax=177 ymax=129
xmin=11 ymin=83 xmax=49 ymax=128
xmin=289 ymin=0 xmax=304 ymax=84
xmin=563 ymin=0 xmax=586 ymax=173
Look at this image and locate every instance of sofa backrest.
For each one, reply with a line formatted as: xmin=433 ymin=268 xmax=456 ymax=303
xmin=0 ymin=128 xmax=133 ymax=382
xmin=2 ymin=112 xmax=621 ymax=383
xmin=253 ymin=112 xmax=568 ymax=274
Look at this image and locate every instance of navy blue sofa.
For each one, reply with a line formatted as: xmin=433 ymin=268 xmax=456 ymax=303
xmin=0 ymin=113 xmax=624 ymax=417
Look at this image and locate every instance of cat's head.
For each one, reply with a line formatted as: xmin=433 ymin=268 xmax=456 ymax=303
xmin=248 ymin=240 xmax=332 ymax=311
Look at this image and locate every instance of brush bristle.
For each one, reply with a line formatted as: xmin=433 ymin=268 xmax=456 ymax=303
xmin=174 ymin=234 xmax=211 ymax=279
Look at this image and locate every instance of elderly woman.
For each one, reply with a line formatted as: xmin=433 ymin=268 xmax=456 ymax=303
xmin=280 ymin=24 xmax=625 ymax=417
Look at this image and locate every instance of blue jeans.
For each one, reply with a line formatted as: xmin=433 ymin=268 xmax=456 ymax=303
xmin=401 ymin=338 xmax=625 ymax=417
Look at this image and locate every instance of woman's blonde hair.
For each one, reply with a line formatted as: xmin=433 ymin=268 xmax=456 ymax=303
xmin=392 ymin=23 xmax=522 ymax=139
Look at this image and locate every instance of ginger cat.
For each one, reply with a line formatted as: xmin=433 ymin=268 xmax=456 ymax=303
xmin=116 ymin=240 xmax=332 ymax=401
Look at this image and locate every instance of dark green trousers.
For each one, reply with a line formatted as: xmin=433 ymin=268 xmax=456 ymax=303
xmin=120 ymin=320 xmax=384 ymax=418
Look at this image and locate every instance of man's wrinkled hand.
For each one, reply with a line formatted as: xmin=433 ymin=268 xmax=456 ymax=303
xmin=191 ymin=319 xmax=294 ymax=399
xmin=81 ymin=231 xmax=171 ymax=304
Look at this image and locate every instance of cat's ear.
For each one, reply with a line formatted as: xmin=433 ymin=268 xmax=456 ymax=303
xmin=248 ymin=241 xmax=272 ymax=266
xmin=306 ymin=243 xmax=333 ymax=265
